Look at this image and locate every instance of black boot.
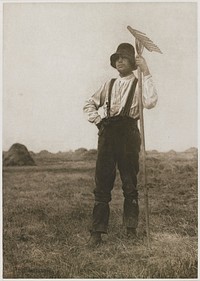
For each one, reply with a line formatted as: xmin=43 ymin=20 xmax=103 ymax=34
xmin=127 ymin=227 xmax=137 ymax=239
xmin=87 ymin=232 xmax=103 ymax=248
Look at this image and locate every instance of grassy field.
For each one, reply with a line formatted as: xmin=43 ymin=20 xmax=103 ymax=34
xmin=3 ymin=150 xmax=198 ymax=278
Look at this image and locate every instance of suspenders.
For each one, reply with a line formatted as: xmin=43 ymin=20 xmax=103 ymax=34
xmin=106 ymin=77 xmax=138 ymax=118
xmin=107 ymin=78 xmax=116 ymax=118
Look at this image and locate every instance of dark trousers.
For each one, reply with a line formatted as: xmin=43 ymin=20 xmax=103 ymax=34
xmin=91 ymin=117 xmax=141 ymax=234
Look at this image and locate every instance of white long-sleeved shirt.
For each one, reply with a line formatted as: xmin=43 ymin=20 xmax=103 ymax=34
xmin=83 ymin=73 xmax=158 ymax=125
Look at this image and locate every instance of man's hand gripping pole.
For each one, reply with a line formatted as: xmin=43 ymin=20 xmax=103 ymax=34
xmin=127 ymin=26 xmax=162 ymax=249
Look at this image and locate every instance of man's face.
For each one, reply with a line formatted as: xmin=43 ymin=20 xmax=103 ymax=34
xmin=115 ymin=56 xmax=133 ymax=77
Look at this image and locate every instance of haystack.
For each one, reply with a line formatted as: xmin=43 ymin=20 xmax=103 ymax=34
xmin=3 ymin=143 xmax=36 ymax=166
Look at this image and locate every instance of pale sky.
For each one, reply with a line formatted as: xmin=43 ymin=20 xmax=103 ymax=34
xmin=2 ymin=1 xmax=198 ymax=153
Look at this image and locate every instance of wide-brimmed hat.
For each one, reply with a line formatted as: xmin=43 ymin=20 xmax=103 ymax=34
xmin=110 ymin=43 xmax=137 ymax=70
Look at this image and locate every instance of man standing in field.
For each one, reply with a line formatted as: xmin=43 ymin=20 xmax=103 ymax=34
xmin=83 ymin=43 xmax=158 ymax=247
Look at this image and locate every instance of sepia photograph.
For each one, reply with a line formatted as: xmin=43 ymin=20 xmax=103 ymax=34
xmin=1 ymin=1 xmax=198 ymax=279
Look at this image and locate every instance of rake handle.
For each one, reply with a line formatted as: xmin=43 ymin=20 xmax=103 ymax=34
xmin=127 ymin=25 xmax=162 ymax=250
xmin=136 ymin=40 xmax=151 ymax=249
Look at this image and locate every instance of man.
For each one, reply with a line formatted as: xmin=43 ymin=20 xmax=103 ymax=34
xmin=83 ymin=43 xmax=158 ymax=247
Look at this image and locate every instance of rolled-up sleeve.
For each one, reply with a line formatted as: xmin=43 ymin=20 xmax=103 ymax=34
xmin=142 ymin=75 xmax=158 ymax=109
xmin=83 ymin=82 xmax=107 ymax=124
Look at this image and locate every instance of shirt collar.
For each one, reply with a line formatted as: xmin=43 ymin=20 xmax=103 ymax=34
xmin=117 ymin=73 xmax=135 ymax=82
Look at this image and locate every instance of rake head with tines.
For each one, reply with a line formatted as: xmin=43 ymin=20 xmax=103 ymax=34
xmin=127 ymin=25 xmax=163 ymax=55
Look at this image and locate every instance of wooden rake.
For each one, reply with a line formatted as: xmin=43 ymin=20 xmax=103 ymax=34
xmin=127 ymin=26 xmax=162 ymax=249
